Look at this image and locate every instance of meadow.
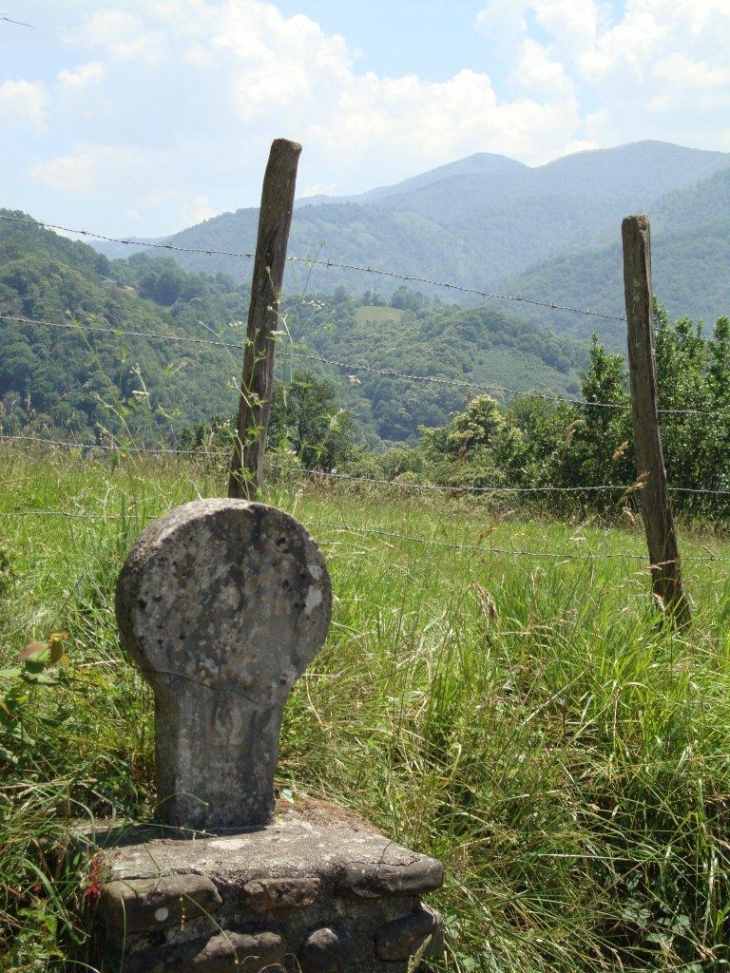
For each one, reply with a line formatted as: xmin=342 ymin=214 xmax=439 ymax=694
xmin=3 ymin=442 xmax=730 ymax=971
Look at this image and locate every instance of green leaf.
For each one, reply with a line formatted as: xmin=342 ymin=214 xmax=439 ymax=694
xmin=22 ymin=671 xmax=60 ymax=686
xmin=0 ymin=667 xmax=23 ymax=681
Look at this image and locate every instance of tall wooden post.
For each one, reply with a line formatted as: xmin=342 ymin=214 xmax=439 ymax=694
xmin=622 ymin=214 xmax=690 ymax=625
xmin=228 ymin=138 xmax=302 ymax=499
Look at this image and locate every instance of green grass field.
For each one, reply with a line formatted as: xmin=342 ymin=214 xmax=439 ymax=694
xmin=3 ymin=443 xmax=730 ymax=971
xmin=354 ymin=305 xmax=404 ymax=325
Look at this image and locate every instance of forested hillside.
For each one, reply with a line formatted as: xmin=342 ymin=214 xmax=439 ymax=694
xmin=0 ymin=212 xmax=585 ymax=447
xmin=279 ymin=290 xmax=583 ymax=441
xmin=0 ymin=212 xmax=252 ymax=442
xmin=505 ymin=214 xmax=730 ymax=346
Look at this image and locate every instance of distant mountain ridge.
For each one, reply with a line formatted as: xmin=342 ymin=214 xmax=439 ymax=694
xmin=300 ymin=151 xmax=529 ymax=206
xmin=90 ymin=141 xmax=730 ymax=337
xmin=303 ymin=141 xmax=730 ymax=212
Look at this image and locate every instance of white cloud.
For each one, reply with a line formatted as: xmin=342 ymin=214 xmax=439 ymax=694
xmin=47 ymin=1 xmax=582 ymax=188
xmin=512 ymin=39 xmax=575 ymax=98
xmin=672 ymin=0 xmax=730 ymax=36
xmin=59 ymin=9 xmax=166 ymax=62
xmin=31 ymin=146 xmax=98 ymax=193
xmin=57 ymin=62 xmax=105 ymax=89
xmin=474 ymin=1 xmax=530 ymax=44
xmin=473 ymin=0 xmax=730 ymax=154
xmin=0 ymin=79 xmax=49 ymax=132
xmin=210 ymin=4 xmax=353 ymax=122
xmin=30 ymin=144 xmax=157 ymax=195
xmin=11 ymin=0 xmax=728 ymax=237
xmin=653 ymin=52 xmax=730 ymax=90
xmin=306 ymin=66 xmax=578 ymax=170
xmin=532 ymin=0 xmax=602 ymax=52
xmin=183 ymin=194 xmax=217 ymax=225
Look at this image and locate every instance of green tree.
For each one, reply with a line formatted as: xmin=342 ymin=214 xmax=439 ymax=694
xmin=269 ymin=371 xmax=356 ymax=471
xmin=566 ymin=335 xmax=634 ymax=492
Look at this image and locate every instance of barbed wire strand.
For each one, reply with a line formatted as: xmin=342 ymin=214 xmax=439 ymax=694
xmin=0 ymin=433 xmax=198 ymax=455
xmin=294 ymin=349 xmax=614 ymax=408
xmin=292 ymin=468 xmax=632 ymax=495
xmin=288 ymin=468 xmax=730 ymax=498
xmin=308 ymin=520 xmax=730 ymax=563
xmin=287 ymin=255 xmax=627 ymax=323
xmin=0 ymin=14 xmax=35 ymax=27
xmin=0 ymin=313 xmax=244 ymax=351
xmin=4 ymin=311 xmax=726 ymax=418
xmin=0 ymin=213 xmax=255 ymax=260
xmin=1 ymin=504 xmax=727 ymax=564
xmin=0 ymin=213 xmax=624 ymax=323
xmin=3 ymin=435 xmax=730 ymax=502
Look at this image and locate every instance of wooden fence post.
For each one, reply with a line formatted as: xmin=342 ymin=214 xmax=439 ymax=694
xmin=622 ymin=214 xmax=690 ymax=625
xmin=228 ymin=138 xmax=302 ymax=500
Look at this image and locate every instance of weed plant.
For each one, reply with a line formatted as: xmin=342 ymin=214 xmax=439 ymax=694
xmin=3 ymin=444 xmax=730 ymax=971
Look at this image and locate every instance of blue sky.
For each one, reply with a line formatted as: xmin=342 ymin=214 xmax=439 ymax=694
xmin=2 ymin=1 xmax=729 ymax=237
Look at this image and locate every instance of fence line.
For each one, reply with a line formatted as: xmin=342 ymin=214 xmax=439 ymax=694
xmin=307 ymin=521 xmax=654 ymax=561
xmin=0 ymin=14 xmax=35 ymax=27
xmin=0 ymin=433 xmax=198 ymax=454
xmin=0 ymin=213 xmax=256 ymax=260
xmin=1 ymin=504 xmax=728 ymax=564
xmin=0 ymin=212 xmax=625 ymax=324
xmin=3 ymin=435 xmax=730 ymax=504
xmin=284 ymin=468 xmax=730 ymax=499
xmin=0 ymin=313 xmax=245 ymax=351
xmin=4 ymin=311 xmax=728 ymax=419
xmin=294 ymin=350 xmax=601 ymax=407
xmin=292 ymin=468 xmax=633 ymax=495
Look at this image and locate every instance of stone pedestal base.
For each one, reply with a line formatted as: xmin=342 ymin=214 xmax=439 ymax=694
xmin=81 ymin=801 xmax=444 ymax=973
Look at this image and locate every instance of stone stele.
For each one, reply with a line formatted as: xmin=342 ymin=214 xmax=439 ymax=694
xmin=115 ymin=498 xmax=332 ymax=829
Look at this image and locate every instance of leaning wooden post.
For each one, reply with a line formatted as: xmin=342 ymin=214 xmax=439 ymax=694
xmin=228 ymin=138 xmax=302 ymax=499
xmin=622 ymin=214 xmax=690 ymax=625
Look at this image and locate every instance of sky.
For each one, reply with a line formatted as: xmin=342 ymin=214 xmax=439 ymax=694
xmin=1 ymin=0 xmax=729 ymax=238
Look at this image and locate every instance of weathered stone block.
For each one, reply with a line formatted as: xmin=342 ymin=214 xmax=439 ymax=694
xmin=337 ymin=858 xmax=444 ymax=898
xmin=300 ymin=925 xmax=354 ymax=973
xmin=241 ymin=876 xmax=321 ymax=912
xmin=97 ymin=874 xmax=222 ymax=932
xmin=120 ymin=929 xmax=285 ymax=973
xmin=84 ymin=803 xmax=444 ymax=972
xmin=375 ymin=904 xmax=443 ymax=962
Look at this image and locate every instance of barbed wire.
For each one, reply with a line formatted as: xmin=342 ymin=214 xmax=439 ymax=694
xmin=307 ymin=519 xmax=651 ymax=560
xmin=293 ymin=349 xmax=611 ymax=409
xmin=0 ymin=213 xmax=255 ymax=260
xmin=5 ymin=502 xmax=724 ymax=563
xmin=289 ymin=468 xmax=730 ymax=498
xmin=0 ymin=14 xmax=34 ymax=27
xmin=5 ymin=310 xmax=725 ymax=418
xmin=3 ymin=435 xmax=730 ymax=503
xmin=290 ymin=468 xmax=632 ymax=495
xmin=0 ymin=433 xmax=198 ymax=455
xmin=2 ymin=311 xmax=599 ymax=408
xmin=308 ymin=520 xmax=730 ymax=563
xmin=0 ymin=313 xmax=245 ymax=351
xmin=0 ymin=212 xmax=624 ymax=324
xmin=0 ymin=509 xmax=123 ymax=521
xmin=287 ymin=255 xmax=627 ymax=323
xmin=322 ymin=269 xmax=596 ymax=323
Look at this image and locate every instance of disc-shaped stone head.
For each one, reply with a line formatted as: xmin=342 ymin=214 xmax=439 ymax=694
xmin=115 ymin=499 xmax=331 ymax=704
